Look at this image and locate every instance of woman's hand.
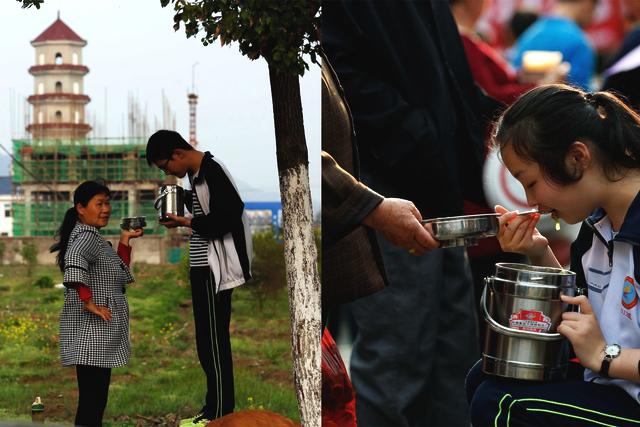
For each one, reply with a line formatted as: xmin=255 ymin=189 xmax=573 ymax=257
xmin=495 ymin=205 xmax=549 ymax=260
xmin=83 ymin=300 xmax=112 ymax=322
xmin=557 ymin=295 xmax=605 ymax=372
xmin=119 ymin=228 xmax=143 ymax=246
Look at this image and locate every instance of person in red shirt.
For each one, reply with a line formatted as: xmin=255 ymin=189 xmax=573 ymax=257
xmin=449 ymin=0 xmax=565 ymax=105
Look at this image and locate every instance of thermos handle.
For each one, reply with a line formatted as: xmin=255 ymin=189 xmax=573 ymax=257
xmin=480 ymin=284 xmax=564 ymax=342
xmin=570 ymin=287 xmax=586 ymax=313
xmin=154 ymin=188 xmax=170 ymax=210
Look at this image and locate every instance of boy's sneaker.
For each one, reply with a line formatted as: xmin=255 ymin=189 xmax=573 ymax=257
xmin=179 ymin=411 xmax=212 ymax=426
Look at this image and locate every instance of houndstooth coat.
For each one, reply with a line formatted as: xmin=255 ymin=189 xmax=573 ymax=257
xmin=59 ymin=223 xmax=134 ymax=368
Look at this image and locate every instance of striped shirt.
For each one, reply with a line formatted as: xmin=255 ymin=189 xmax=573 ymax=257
xmin=189 ymin=190 xmax=209 ymax=267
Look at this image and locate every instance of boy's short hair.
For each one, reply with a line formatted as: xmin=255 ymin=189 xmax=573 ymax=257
xmin=146 ymin=130 xmax=193 ymax=165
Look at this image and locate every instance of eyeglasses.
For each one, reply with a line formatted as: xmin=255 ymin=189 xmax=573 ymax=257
xmin=158 ymin=158 xmax=171 ymax=172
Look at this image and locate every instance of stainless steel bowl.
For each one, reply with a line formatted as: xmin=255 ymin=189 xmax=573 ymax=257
xmin=120 ymin=216 xmax=147 ymax=230
xmin=422 ymin=213 xmax=500 ymax=247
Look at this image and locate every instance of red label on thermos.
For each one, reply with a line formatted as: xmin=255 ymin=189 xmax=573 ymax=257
xmin=509 ymin=309 xmax=552 ymax=333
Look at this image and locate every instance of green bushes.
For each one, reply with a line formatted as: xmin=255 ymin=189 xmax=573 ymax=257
xmin=21 ymin=242 xmax=38 ymax=276
xmin=33 ymin=275 xmax=54 ymax=289
xmin=247 ymin=231 xmax=286 ymax=310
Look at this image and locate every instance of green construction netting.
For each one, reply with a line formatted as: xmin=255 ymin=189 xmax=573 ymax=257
xmin=12 ymin=202 xmax=165 ymax=237
xmin=10 ymin=138 xmax=169 ymax=237
xmin=12 ymin=138 xmax=164 ymax=183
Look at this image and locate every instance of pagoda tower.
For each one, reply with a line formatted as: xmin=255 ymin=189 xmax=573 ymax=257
xmin=26 ymin=14 xmax=91 ymax=140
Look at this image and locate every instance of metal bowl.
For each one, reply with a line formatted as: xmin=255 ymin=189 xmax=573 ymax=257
xmin=120 ymin=216 xmax=147 ymax=230
xmin=422 ymin=213 xmax=500 ymax=247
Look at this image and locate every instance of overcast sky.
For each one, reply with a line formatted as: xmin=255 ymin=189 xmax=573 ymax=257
xmin=0 ymin=0 xmax=320 ymax=207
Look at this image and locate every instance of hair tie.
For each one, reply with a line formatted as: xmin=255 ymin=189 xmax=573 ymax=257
xmin=585 ymin=93 xmax=607 ymax=119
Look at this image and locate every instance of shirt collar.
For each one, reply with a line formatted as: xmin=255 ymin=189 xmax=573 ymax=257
xmin=587 ymin=189 xmax=640 ymax=245
xmin=189 ymin=151 xmax=212 ymax=184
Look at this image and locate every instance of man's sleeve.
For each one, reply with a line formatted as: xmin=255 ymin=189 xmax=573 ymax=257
xmin=190 ymin=162 xmax=244 ymax=239
xmin=322 ymin=151 xmax=383 ymax=245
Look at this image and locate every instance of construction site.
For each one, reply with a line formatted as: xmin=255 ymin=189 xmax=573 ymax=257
xmin=3 ymin=15 xmax=282 ymax=264
xmin=12 ymin=137 xmax=167 ymax=237
xmin=3 ymin=15 xmax=184 ymax=263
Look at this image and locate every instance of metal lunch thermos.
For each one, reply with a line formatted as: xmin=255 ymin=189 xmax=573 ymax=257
xmin=481 ymin=263 xmax=577 ymax=381
xmin=154 ymin=185 xmax=185 ymax=221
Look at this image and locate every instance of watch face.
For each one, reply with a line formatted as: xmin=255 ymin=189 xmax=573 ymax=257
xmin=605 ymin=344 xmax=621 ymax=357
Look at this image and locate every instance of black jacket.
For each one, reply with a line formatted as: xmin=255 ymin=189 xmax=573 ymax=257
xmin=323 ymin=0 xmax=501 ymax=218
xmin=186 ymin=152 xmax=252 ymax=286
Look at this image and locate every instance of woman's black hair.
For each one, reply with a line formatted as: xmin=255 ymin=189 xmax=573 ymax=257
xmin=145 ymin=130 xmax=193 ymax=166
xmin=493 ymin=83 xmax=640 ymax=185
xmin=50 ymin=180 xmax=111 ymax=271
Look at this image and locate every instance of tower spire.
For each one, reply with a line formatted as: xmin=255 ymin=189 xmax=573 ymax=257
xmin=188 ymin=62 xmax=199 ymax=147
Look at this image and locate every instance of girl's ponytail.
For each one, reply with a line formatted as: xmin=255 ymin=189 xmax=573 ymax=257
xmin=590 ymin=91 xmax=640 ymax=178
xmin=50 ymin=207 xmax=79 ymax=271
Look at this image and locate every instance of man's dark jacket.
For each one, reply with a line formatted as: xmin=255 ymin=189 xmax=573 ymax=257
xmin=322 ymin=55 xmax=388 ymax=310
xmin=185 ymin=152 xmax=252 ymax=285
xmin=323 ymin=0 xmax=501 ymax=218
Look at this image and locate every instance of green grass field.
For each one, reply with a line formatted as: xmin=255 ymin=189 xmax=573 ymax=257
xmin=0 ymin=263 xmax=297 ymax=426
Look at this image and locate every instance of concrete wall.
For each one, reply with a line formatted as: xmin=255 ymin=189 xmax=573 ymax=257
xmin=0 ymin=235 xmax=176 ymax=265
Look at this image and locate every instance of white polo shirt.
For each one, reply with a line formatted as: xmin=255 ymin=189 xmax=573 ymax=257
xmin=582 ymin=215 xmax=640 ymax=403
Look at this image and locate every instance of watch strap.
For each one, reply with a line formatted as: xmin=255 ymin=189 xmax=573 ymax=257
xmin=599 ymin=344 xmax=621 ymax=378
xmin=599 ymin=356 xmax=612 ymax=378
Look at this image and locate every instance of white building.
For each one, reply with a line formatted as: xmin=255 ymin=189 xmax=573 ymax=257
xmin=0 ymin=177 xmax=14 ymax=237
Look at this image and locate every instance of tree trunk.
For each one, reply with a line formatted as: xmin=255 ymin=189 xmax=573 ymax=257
xmin=268 ymin=65 xmax=321 ymax=427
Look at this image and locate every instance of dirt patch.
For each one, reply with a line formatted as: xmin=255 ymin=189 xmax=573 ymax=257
xmin=235 ymin=357 xmax=293 ymax=388
xmin=115 ymin=413 xmax=181 ymax=426
xmin=232 ymin=319 xmax=290 ymax=342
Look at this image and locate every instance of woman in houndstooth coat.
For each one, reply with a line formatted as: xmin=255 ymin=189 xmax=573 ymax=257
xmin=51 ymin=181 xmax=143 ymax=427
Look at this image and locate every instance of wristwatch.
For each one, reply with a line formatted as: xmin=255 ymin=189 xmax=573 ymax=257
xmin=599 ymin=343 xmax=621 ymax=378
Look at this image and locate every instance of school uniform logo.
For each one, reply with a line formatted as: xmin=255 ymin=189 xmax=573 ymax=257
xmin=509 ymin=309 xmax=552 ymax=333
xmin=622 ymin=276 xmax=638 ymax=309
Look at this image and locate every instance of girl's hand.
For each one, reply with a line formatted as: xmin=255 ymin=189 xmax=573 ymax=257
xmin=495 ymin=205 xmax=549 ymax=260
xmin=83 ymin=300 xmax=112 ymax=322
xmin=557 ymin=295 xmax=606 ymax=371
xmin=119 ymin=228 xmax=143 ymax=246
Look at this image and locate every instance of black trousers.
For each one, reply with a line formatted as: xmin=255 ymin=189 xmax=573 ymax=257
xmin=466 ymin=360 xmax=640 ymax=426
xmin=190 ymin=266 xmax=234 ymax=419
xmin=75 ymin=365 xmax=111 ymax=427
